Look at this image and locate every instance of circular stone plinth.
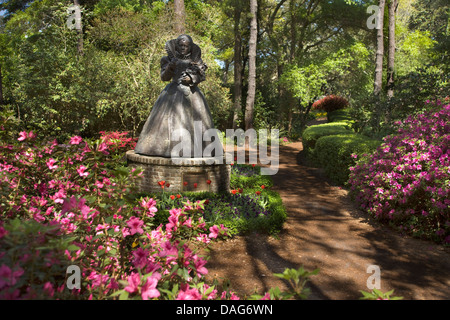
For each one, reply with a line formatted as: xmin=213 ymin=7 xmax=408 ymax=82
xmin=126 ymin=150 xmax=231 ymax=193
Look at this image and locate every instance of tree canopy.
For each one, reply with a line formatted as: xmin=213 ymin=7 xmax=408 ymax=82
xmin=0 ymin=0 xmax=447 ymax=139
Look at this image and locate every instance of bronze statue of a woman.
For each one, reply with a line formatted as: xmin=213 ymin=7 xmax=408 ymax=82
xmin=134 ymin=35 xmax=217 ymax=158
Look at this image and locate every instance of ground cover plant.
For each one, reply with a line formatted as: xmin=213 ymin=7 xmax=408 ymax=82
xmin=137 ymin=163 xmax=286 ymax=238
xmin=348 ymin=103 xmax=450 ymax=245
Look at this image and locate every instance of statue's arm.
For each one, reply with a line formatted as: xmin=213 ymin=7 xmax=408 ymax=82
xmin=187 ymin=60 xmax=207 ymax=86
xmin=160 ymin=56 xmax=175 ymax=82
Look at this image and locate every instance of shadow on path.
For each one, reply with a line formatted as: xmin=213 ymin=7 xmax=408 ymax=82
xmin=206 ymin=141 xmax=450 ymax=300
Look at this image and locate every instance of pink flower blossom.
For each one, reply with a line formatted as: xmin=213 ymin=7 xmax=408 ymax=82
xmin=208 ymin=225 xmax=219 ymax=239
xmin=46 ymin=158 xmax=58 ymax=170
xmin=124 ymin=272 xmax=141 ymax=293
xmin=140 ymin=197 xmax=158 ymax=217
xmin=127 ymin=217 xmax=144 ymax=235
xmin=193 ymin=255 xmax=208 ymax=275
xmin=0 ymin=265 xmax=24 ymax=289
xmin=77 ymin=165 xmax=89 ymax=177
xmin=97 ymin=142 xmax=109 ymax=155
xmin=176 ymin=284 xmax=202 ymax=300
xmin=141 ymin=273 xmax=161 ymax=300
xmin=17 ymin=131 xmax=28 ymax=141
xmin=43 ymin=282 xmax=55 ymax=297
xmin=69 ymin=136 xmax=83 ymax=145
xmin=132 ymin=247 xmax=149 ymax=269
xmin=0 ymin=226 xmax=8 ymax=239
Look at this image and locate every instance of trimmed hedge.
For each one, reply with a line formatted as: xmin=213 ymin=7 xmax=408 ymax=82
xmin=302 ymin=122 xmax=353 ymax=159
xmin=314 ymin=133 xmax=382 ymax=185
xmin=327 ymin=108 xmax=354 ymax=124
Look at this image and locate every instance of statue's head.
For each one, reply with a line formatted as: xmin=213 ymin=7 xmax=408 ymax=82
xmin=176 ymin=34 xmax=193 ymax=56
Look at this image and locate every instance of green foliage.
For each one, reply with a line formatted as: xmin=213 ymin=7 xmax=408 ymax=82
xmin=396 ymin=29 xmax=437 ymax=77
xmin=301 ymin=122 xmax=353 ymax=159
xmin=0 ymin=105 xmax=21 ymax=143
xmin=2 ymin=1 xmax=231 ymax=138
xmin=314 ymin=133 xmax=381 ymax=185
xmin=250 ymin=266 xmax=320 ymax=300
xmin=360 ymin=289 xmax=403 ymax=300
xmin=327 ymin=108 xmax=354 ymax=124
xmin=0 ymin=218 xmax=77 ymax=299
xmin=279 ymin=64 xmax=326 ymax=108
xmin=352 ymin=65 xmax=449 ymax=139
xmin=134 ymin=164 xmax=286 ymax=237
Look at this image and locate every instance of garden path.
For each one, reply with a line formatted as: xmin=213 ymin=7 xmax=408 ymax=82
xmin=205 ymin=123 xmax=450 ymax=300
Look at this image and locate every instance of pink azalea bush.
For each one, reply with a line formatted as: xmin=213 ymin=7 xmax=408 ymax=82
xmin=348 ymin=103 xmax=450 ymax=244
xmin=0 ymin=127 xmax=245 ymax=300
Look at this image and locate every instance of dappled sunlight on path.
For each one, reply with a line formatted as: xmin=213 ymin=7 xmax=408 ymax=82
xmin=205 ymin=141 xmax=450 ymax=300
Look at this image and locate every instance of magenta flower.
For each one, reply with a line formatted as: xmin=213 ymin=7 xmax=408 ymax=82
xmin=46 ymin=158 xmax=58 ymax=170
xmin=0 ymin=264 xmax=24 ymax=289
xmin=132 ymin=247 xmax=149 ymax=269
xmin=43 ymin=282 xmax=55 ymax=297
xmin=141 ymin=273 xmax=161 ymax=300
xmin=166 ymin=208 xmax=182 ymax=233
xmin=127 ymin=217 xmax=144 ymax=235
xmin=124 ymin=272 xmax=141 ymax=293
xmin=176 ymin=284 xmax=202 ymax=300
xmin=0 ymin=226 xmax=8 ymax=239
xmin=348 ymin=103 xmax=450 ymax=244
xmin=208 ymin=225 xmax=219 ymax=239
xmin=140 ymin=197 xmax=158 ymax=217
xmin=94 ymin=180 xmax=104 ymax=189
xmin=193 ymin=255 xmax=208 ymax=275
xmin=97 ymin=142 xmax=109 ymax=155
xmin=77 ymin=165 xmax=89 ymax=177
xmin=69 ymin=136 xmax=83 ymax=145
xmin=17 ymin=131 xmax=28 ymax=141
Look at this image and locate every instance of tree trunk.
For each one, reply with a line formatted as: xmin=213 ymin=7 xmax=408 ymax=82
xmin=73 ymin=0 xmax=83 ymax=55
xmin=232 ymin=2 xmax=242 ymax=129
xmin=387 ymin=0 xmax=398 ymax=98
xmin=374 ymin=0 xmax=385 ymax=96
xmin=245 ymin=0 xmax=257 ymax=131
xmin=0 ymin=64 xmax=3 ymax=105
xmin=174 ymin=0 xmax=186 ymax=35
xmin=289 ymin=0 xmax=297 ymax=62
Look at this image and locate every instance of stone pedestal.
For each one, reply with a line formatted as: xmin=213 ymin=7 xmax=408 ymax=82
xmin=126 ymin=150 xmax=230 ymax=193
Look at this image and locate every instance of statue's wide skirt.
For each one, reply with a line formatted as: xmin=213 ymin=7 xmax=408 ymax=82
xmin=134 ymin=82 xmax=217 ymax=158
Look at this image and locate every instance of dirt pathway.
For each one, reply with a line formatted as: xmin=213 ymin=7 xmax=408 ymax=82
xmin=205 ymin=140 xmax=450 ymax=300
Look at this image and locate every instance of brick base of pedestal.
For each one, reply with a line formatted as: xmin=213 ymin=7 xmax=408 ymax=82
xmin=126 ymin=150 xmax=231 ymax=193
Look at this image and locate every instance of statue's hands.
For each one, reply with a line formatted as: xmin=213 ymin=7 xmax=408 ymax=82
xmin=168 ymin=59 xmax=177 ymax=70
xmin=181 ymin=75 xmax=192 ymax=85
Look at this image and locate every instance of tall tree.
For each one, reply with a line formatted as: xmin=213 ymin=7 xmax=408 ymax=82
xmin=174 ymin=0 xmax=186 ymax=35
xmin=232 ymin=0 xmax=242 ymax=129
xmin=387 ymin=0 xmax=398 ymax=98
xmin=374 ymin=0 xmax=385 ymax=96
xmin=244 ymin=0 xmax=257 ymax=131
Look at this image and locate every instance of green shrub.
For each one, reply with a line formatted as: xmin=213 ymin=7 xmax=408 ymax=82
xmin=314 ymin=134 xmax=381 ymax=185
xmin=327 ymin=108 xmax=354 ymax=124
xmin=301 ymin=122 xmax=353 ymax=161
